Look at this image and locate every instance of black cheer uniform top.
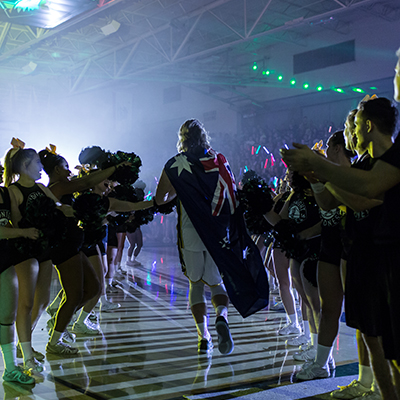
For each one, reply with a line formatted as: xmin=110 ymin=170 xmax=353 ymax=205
xmin=0 ymin=187 xmax=14 ymax=273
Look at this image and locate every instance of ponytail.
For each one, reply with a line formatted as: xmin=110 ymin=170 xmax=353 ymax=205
xmin=4 ymin=147 xmax=37 ymax=187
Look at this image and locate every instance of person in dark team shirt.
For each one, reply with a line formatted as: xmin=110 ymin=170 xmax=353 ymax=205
xmin=281 ymin=49 xmax=400 ymax=400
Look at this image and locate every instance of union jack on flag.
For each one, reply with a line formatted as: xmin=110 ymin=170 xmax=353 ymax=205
xmin=200 ymin=149 xmax=237 ymax=216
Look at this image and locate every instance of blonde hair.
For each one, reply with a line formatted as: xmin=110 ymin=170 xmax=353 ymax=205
xmin=3 ymin=147 xmax=37 ymax=187
xmin=177 ymin=119 xmax=210 ymax=153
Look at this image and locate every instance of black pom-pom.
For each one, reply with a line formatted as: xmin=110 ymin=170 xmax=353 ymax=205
xmin=107 ymin=213 xmax=130 ymax=227
xmin=126 ymin=209 xmax=154 ymax=232
xmin=79 ymin=146 xmax=108 ymax=167
xmin=73 ymin=192 xmax=109 ymax=246
xmin=243 ymin=209 xmax=273 ymax=235
xmin=238 ymin=173 xmax=275 ymax=215
xmin=101 ymin=151 xmax=142 ymax=186
xmin=109 ymin=185 xmax=140 ymax=203
xmin=272 ymin=219 xmax=308 ymax=260
xmin=154 ymin=198 xmax=178 ymax=215
xmin=15 ymin=195 xmax=67 ymax=257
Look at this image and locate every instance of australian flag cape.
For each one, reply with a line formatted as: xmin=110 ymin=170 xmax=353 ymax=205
xmin=164 ymin=148 xmax=269 ymax=318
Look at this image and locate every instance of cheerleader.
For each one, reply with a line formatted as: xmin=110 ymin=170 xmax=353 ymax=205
xmin=3 ymin=141 xmax=74 ymax=371
xmin=0 ymin=163 xmax=37 ymax=384
xmin=263 ymin=172 xmax=322 ymax=356
xmin=39 ymin=148 xmax=136 ymax=337
xmin=73 ymin=174 xmax=153 ymax=328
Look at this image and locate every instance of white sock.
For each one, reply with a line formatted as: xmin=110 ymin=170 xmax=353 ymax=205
xmin=1 ymin=342 xmax=17 ymax=371
xmin=311 ymin=333 xmax=318 ymax=346
xmin=315 ymin=343 xmax=332 ymax=367
xmin=288 ymin=313 xmax=298 ymax=325
xmin=303 ymin=321 xmax=311 ymax=340
xmin=20 ymin=341 xmax=33 ymax=362
xmin=358 ymin=364 xmax=373 ymax=388
xmin=196 ymin=320 xmax=210 ymax=340
xmin=216 ymin=306 xmax=228 ymax=320
xmin=49 ymin=330 xmax=63 ymax=346
xmin=76 ymin=310 xmax=89 ymax=325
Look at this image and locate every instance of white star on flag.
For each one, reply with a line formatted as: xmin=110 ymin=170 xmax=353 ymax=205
xmin=170 ymin=155 xmax=193 ymax=176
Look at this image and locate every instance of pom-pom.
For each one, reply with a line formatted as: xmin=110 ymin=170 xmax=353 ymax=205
xmin=154 ymin=197 xmax=178 ymax=215
xmin=126 ymin=209 xmax=154 ymax=233
xmin=79 ymin=146 xmax=108 ymax=167
xmin=238 ymin=173 xmax=274 ymax=215
xmin=272 ymin=219 xmax=308 ymax=260
xmin=109 ymin=185 xmax=141 ymax=203
xmin=15 ymin=195 xmax=67 ymax=257
xmin=106 ymin=185 xmax=146 ymax=228
xmin=107 ymin=213 xmax=130 ymax=227
xmin=101 ymin=151 xmax=142 ymax=186
xmin=73 ymin=192 xmax=109 ymax=246
xmin=243 ymin=209 xmax=273 ymax=235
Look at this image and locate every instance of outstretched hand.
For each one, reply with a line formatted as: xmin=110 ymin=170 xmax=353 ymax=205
xmin=23 ymin=227 xmax=40 ymax=240
xmin=280 ymin=143 xmax=318 ymax=172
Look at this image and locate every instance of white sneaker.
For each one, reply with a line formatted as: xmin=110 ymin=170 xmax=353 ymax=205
xmin=286 ymin=333 xmax=310 ymax=347
xmin=299 ymin=342 xmax=313 ymax=351
xmin=62 ymin=329 xmax=76 ymax=343
xmin=355 ymin=391 xmax=382 ymax=399
xmin=126 ymin=260 xmax=141 ymax=266
xmin=270 ymin=301 xmax=285 ymax=312
xmin=100 ymin=300 xmax=121 ymax=312
xmin=331 ymin=380 xmax=371 ymax=399
xmin=296 ymin=360 xmax=329 ymax=380
xmin=88 ymin=311 xmax=99 ymax=324
xmin=24 ymin=357 xmax=45 ymax=373
xmin=72 ymin=321 xmax=101 ymax=335
xmin=293 ymin=345 xmax=316 ymax=361
xmin=116 ymin=267 xmax=127 ymax=274
xmin=277 ymin=322 xmax=301 ymax=336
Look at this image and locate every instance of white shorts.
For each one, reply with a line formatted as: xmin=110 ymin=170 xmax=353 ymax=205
xmin=181 ymin=248 xmax=223 ymax=286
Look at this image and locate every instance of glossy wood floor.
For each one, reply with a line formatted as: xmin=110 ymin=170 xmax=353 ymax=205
xmin=0 ymin=244 xmax=358 ymax=400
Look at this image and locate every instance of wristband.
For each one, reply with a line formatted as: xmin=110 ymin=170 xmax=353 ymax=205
xmin=310 ymin=182 xmax=325 ymax=194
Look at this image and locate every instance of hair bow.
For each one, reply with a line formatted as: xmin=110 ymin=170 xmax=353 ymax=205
xmin=360 ymin=94 xmax=378 ymax=103
xmin=11 ymin=137 xmax=25 ymax=149
xmin=358 ymin=94 xmax=378 ymax=108
xmin=312 ymin=140 xmax=325 ymax=155
xmin=46 ymin=144 xmax=57 ymax=155
xmin=75 ymin=164 xmax=91 ymax=174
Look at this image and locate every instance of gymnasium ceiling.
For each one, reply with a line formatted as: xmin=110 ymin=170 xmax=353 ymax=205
xmin=0 ymin=0 xmax=399 ymax=109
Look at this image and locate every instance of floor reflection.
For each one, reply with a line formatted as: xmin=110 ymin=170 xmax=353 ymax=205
xmin=0 ymin=244 xmax=358 ymax=400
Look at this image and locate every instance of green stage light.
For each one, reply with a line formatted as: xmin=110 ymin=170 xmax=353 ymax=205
xmin=277 ymin=75 xmax=283 ymax=81
xmin=252 ymin=62 xmax=258 ymax=71
xmin=333 ymin=87 xmax=344 ymax=93
xmin=262 ymin=70 xmax=270 ymax=75
xmin=352 ymin=88 xmax=365 ymax=93
xmin=370 ymin=86 xmax=377 ymax=90
xmin=316 ymin=85 xmax=324 ymax=91
xmin=303 ymin=82 xmax=310 ymax=89
xmin=290 ymin=79 xmax=296 ymax=85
